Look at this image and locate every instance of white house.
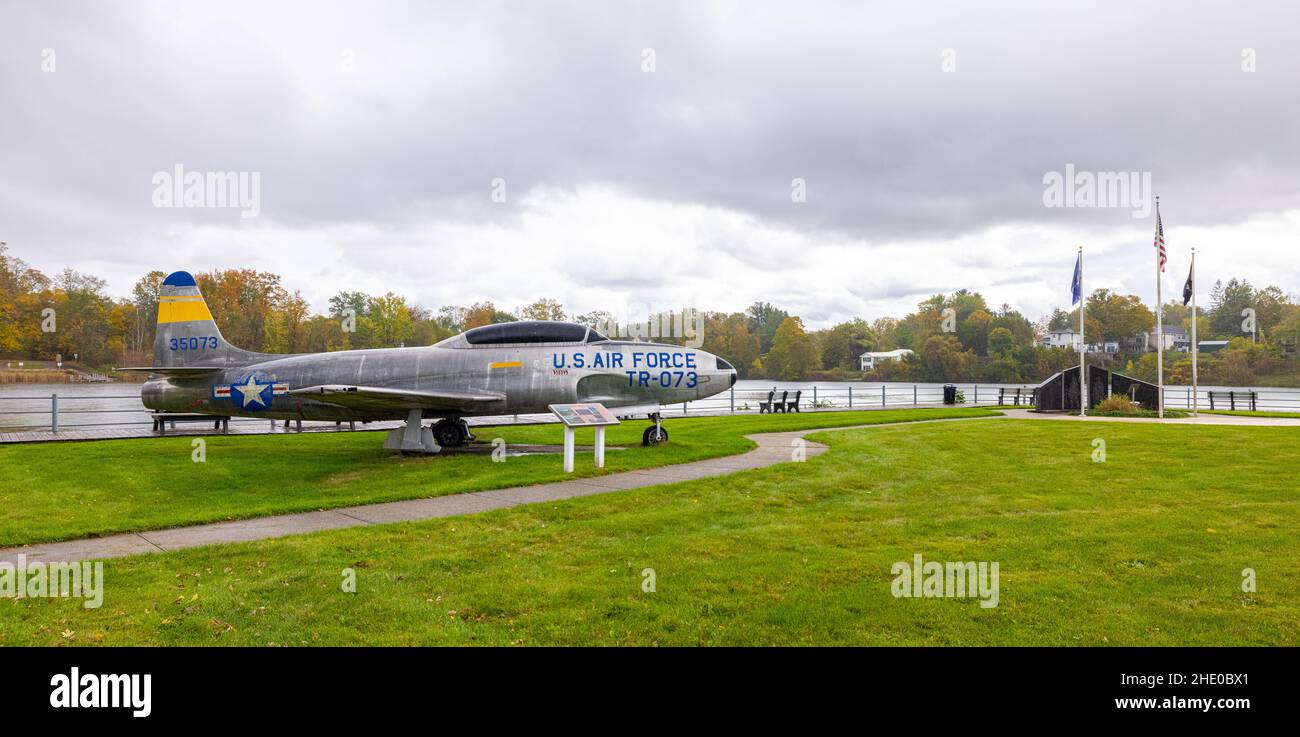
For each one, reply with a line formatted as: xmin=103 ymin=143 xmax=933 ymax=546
xmin=1141 ymin=326 xmax=1190 ymax=352
xmin=859 ymin=349 xmax=914 ymax=371
xmin=1041 ymin=328 xmax=1083 ymax=350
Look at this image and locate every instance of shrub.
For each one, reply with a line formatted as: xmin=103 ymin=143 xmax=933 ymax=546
xmin=1093 ymin=395 xmax=1144 ymax=416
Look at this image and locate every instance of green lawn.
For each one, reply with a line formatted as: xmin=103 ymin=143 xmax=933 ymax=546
xmin=0 ymin=407 xmax=999 ymax=546
xmin=2 ymin=417 xmax=1296 ymax=646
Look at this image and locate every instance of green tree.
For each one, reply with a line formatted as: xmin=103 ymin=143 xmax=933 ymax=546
xmin=988 ymin=327 xmax=1015 ymax=357
xmin=763 ymin=316 xmax=820 ymax=380
xmin=1209 ymin=278 xmax=1256 ymax=338
xmin=519 ymin=298 xmax=566 ymax=322
xmin=817 ymin=318 xmax=877 ymax=371
xmin=366 ymin=293 xmax=415 ymax=347
xmin=746 ymin=302 xmax=790 ymax=354
xmin=328 ymin=291 xmax=370 ymax=319
xmin=958 ymin=309 xmax=993 ymax=354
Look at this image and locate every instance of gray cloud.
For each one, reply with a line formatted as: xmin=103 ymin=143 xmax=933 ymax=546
xmin=2 ymin=0 xmax=1298 ymax=325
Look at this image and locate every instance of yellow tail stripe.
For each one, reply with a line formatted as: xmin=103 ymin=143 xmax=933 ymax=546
xmin=490 ymin=361 xmax=522 ymax=369
xmin=158 ymin=300 xmax=214 ymax=324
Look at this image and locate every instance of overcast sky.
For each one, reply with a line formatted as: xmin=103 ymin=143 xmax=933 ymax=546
xmin=3 ymin=1 xmax=1298 ymax=327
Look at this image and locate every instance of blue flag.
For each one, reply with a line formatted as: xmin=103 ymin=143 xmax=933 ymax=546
xmin=1071 ymin=253 xmax=1082 ymax=305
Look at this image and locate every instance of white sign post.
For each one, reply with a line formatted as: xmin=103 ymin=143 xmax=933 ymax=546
xmin=563 ymin=425 xmax=576 ymax=473
xmin=550 ymin=403 xmax=620 ymax=474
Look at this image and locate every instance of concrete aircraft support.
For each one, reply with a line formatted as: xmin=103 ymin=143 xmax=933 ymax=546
xmin=382 ymin=409 xmax=441 ymax=454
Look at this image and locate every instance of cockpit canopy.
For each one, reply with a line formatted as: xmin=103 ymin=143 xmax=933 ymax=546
xmin=449 ymin=320 xmax=608 ymax=347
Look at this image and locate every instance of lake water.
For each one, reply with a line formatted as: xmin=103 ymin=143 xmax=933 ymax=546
xmin=4 ymin=379 xmax=1297 ymax=432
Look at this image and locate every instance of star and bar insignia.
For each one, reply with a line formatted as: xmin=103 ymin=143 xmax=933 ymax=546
xmin=213 ymin=374 xmax=288 ymax=410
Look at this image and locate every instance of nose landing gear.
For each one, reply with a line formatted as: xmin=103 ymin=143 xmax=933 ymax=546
xmin=641 ymin=412 xmax=669 ymax=446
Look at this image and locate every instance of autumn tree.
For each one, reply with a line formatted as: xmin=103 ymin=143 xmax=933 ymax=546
xmin=701 ymin=312 xmax=760 ymax=378
xmin=1085 ymin=290 xmax=1155 ymax=341
xmin=918 ymin=334 xmax=977 ymax=382
xmin=763 ymin=316 xmax=820 ymax=380
xmin=463 ymin=301 xmax=515 ymax=329
xmin=195 ymin=269 xmax=293 ymax=352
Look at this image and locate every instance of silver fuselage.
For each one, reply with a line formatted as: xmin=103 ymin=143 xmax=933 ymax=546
xmin=142 ymin=337 xmax=735 ymax=422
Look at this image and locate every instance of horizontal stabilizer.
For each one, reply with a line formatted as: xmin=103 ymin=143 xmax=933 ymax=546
xmin=289 ymin=385 xmax=505 ymax=412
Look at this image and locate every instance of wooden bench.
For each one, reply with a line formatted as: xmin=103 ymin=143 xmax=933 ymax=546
xmin=152 ymin=413 xmax=230 ymax=434
xmin=998 ymin=388 xmax=1031 ymax=406
xmin=1207 ymin=390 xmax=1257 ymax=412
xmin=760 ymin=390 xmax=791 ymax=414
xmin=785 ymin=390 xmax=802 ymax=412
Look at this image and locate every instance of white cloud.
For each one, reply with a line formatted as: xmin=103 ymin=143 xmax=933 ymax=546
xmin=52 ymin=185 xmax=1300 ymax=328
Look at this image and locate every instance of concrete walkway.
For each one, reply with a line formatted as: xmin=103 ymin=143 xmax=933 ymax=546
xmin=0 ymin=423 xmax=876 ymax=564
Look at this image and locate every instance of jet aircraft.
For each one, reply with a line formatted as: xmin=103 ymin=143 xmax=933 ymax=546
xmin=122 ymin=272 xmax=738 ymax=452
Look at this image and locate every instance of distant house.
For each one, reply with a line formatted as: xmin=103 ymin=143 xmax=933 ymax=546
xmin=1141 ymin=325 xmax=1190 ymax=352
xmin=1198 ymin=340 xmax=1229 ymax=354
xmin=1041 ymin=328 xmax=1083 ymax=350
xmin=1133 ymin=327 xmax=1190 ymax=353
xmin=859 ymin=349 xmax=913 ymax=371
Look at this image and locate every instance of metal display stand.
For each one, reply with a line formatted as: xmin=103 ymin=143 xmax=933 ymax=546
xmin=549 ymin=403 xmax=621 ymax=473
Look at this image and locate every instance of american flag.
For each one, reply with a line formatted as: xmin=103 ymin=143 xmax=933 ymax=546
xmin=1154 ymin=210 xmax=1166 ymax=272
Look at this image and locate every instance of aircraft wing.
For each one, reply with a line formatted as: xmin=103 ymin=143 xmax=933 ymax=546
xmin=288 ymin=385 xmax=505 ymax=412
xmin=115 ymin=366 xmax=225 ymax=377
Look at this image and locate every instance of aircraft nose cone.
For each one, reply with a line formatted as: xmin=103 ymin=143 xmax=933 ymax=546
xmin=730 ymin=372 xmax=737 ymax=387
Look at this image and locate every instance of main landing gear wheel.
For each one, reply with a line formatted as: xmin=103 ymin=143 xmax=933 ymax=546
xmin=432 ymin=418 xmax=472 ymax=447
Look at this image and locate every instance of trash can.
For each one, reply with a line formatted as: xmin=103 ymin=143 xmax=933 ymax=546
xmin=943 ymin=384 xmax=957 ymax=405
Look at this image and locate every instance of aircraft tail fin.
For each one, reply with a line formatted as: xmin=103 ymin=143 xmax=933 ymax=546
xmin=150 ymin=271 xmax=261 ymax=369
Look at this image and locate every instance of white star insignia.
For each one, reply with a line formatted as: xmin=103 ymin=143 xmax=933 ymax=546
xmin=232 ymin=376 xmax=270 ymax=408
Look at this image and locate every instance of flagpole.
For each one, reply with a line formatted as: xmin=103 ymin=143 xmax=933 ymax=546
xmin=1079 ymin=245 xmax=1086 ymax=417
xmin=1156 ymin=197 xmax=1164 ymax=419
xmin=1191 ymin=247 xmax=1198 ymax=416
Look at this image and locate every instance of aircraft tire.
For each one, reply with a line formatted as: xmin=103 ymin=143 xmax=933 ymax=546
xmin=641 ymin=426 xmax=669 ymax=446
xmin=433 ymin=419 xmax=468 ymax=447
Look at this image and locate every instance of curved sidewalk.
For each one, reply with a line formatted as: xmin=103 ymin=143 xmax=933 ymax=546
xmin=1 ymin=422 xmax=901 ymax=564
